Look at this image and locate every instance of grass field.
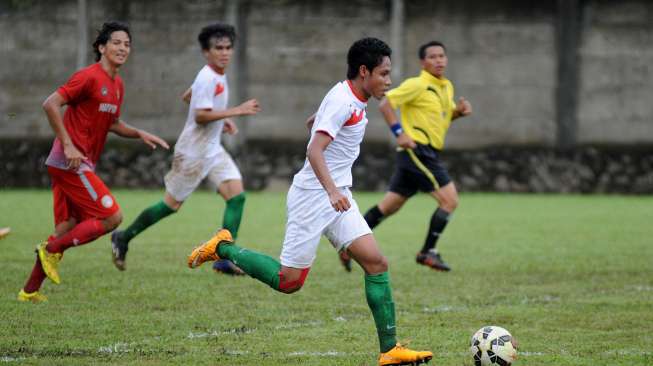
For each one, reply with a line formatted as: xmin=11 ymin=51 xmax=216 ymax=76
xmin=1 ymin=189 xmax=652 ymax=365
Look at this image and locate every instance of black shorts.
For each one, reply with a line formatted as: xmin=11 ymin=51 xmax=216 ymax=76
xmin=388 ymin=144 xmax=451 ymax=198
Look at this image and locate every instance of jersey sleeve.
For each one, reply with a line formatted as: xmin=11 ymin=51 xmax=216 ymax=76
xmin=448 ymin=82 xmax=456 ymax=115
xmin=57 ymin=69 xmax=91 ymax=104
xmin=192 ymin=76 xmax=215 ymax=110
xmin=385 ymin=77 xmax=422 ymax=109
xmin=313 ymin=98 xmax=351 ymax=139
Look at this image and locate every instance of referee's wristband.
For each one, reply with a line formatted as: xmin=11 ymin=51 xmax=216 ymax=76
xmin=390 ymin=122 xmax=403 ymax=137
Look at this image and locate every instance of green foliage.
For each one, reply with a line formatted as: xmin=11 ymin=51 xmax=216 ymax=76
xmin=1 ymin=190 xmax=652 ymax=365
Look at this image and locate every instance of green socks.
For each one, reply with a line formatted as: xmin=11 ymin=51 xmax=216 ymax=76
xmin=222 ymin=193 xmax=246 ymax=239
xmin=121 ymin=200 xmax=175 ymax=243
xmin=218 ymin=243 xmax=281 ymax=290
xmin=365 ymin=272 xmax=397 ymax=353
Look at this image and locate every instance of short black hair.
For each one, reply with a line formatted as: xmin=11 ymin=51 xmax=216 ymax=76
xmin=346 ymin=37 xmax=392 ymax=80
xmin=198 ymin=23 xmax=236 ymax=50
xmin=92 ymin=21 xmax=131 ymax=62
xmin=419 ymin=41 xmax=446 ymax=60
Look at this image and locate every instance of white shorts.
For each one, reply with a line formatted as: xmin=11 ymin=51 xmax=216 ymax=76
xmin=164 ymin=151 xmax=242 ymax=202
xmin=280 ymin=185 xmax=372 ymax=269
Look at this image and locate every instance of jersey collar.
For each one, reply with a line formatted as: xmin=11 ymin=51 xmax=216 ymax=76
xmin=420 ymin=69 xmax=448 ymax=86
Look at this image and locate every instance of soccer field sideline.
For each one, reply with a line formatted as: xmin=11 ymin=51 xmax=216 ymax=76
xmin=1 ymin=190 xmax=652 ymax=365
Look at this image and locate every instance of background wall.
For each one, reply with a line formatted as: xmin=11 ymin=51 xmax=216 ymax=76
xmin=1 ymin=0 xmax=652 ymax=192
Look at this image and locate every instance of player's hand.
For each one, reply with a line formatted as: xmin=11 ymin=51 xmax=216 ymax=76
xmin=328 ymin=190 xmax=351 ymax=213
xmin=237 ymin=99 xmax=261 ymax=116
xmin=138 ymin=130 xmax=170 ymax=150
xmin=397 ymin=133 xmax=416 ymax=149
xmin=456 ymin=97 xmax=472 ymax=116
xmin=223 ymin=119 xmax=238 ymax=135
xmin=63 ymin=142 xmax=87 ymax=170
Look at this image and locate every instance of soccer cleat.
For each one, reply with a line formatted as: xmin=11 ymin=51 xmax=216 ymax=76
xmin=212 ymin=259 xmax=245 ymax=276
xmin=378 ymin=343 xmax=433 ymax=365
xmin=338 ymin=250 xmax=352 ymax=272
xmin=187 ymin=229 xmax=233 ymax=269
xmin=17 ymin=289 xmax=48 ymax=303
xmin=37 ymin=242 xmax=62 ymax=284
xmin=416 ymin=250 xmax=451 ymax=272
xmin=0 ymin=227 xmax=10 ymax=240
xmin=111 ymin=230 xmax=129 ymax=271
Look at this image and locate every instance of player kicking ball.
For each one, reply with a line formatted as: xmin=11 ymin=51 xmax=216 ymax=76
xmin=110 ymin=23 xmax=260 ymax=274
xmin=18 ymin=21 xmax=169 ymax=303
xmin=187 ymin=38 xmax=432 ymax=365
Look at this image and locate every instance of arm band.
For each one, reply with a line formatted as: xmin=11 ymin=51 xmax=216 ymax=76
xmin=390 ymin=122 xmax=403 ymax=137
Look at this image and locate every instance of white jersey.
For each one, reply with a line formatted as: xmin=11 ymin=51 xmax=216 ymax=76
xmin=174 ymin=65 xmax=229 ymax=158
xmin=292 ymin=80 xmax=368 ymax=189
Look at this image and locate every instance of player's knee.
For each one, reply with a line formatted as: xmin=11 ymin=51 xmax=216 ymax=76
xmin=104 ymin=212 xmax=123 ymax=232
xmin=277 ymin=267 xmax=310 ymax=294
xmin=364 ymin=254 xmax=388 ymax=274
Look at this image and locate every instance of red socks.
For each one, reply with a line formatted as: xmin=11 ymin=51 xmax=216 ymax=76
xmin=46 ymin=219 xmax=105 ymax=254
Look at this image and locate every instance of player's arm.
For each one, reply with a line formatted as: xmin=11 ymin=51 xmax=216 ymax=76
xmin=305 ymin=113 xmax=316 ymax=131
xmin=181 ymin=87 xmax=192 ymax=104
xmin=195 ymin=99 xmax=261 ymax=125
xmin=42 ymin=91 xmax=87 ymax=169
xmin=306 ymin=132 xmax=350 ymax=213
xmin=109 ymin=119 xmax=170 ymax=150
xmin=379 ymin=97 xmax=416 ymax=149
xmin=452 ymin=97 xmax=472 ymax=120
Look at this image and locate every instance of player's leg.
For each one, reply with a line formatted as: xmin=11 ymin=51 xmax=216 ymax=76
xmin=110 ymin=192 xmax=179 ymax=270
xmin=210 ymin=152 xmax=246 ymax=275
xmin=187 ymin=185 xmax=322 ymax=293
xmin=416 ymin=165 xmax=458 ymax=272
xmin=347 ymin=235 xmax=433 ymax=364
xmin=187 ymin=228 xmax=311 ymax=293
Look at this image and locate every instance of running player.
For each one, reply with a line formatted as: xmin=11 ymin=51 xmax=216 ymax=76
xmin=186 ymin=38 xmax=433 ymax=365
xmin=340 ymin=40 xmax=472 ymax=272
xmin=18 ymin=21 xmax=169 ymax=303
xmin=110 ymin=23 xmax=260 ymax=275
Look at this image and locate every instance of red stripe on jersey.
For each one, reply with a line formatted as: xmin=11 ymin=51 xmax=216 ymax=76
xmin=344 ymin=109 xmax=365 ymax=126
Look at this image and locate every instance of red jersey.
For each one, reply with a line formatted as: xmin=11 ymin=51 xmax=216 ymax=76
xmin=46 ymin=63 xmax=124 ymax=171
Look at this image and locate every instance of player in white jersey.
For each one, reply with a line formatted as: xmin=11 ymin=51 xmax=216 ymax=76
xmin=186 ymin=38 xmax=433 ymax=365
xmin=110 ymin=23 xmax=260 ymax=274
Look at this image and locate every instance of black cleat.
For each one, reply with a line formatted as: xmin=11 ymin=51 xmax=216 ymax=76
xmin=111 ymin=230 xmax=129 ymax=271
xmin=416 ymin=250 xmax=451 ymax=272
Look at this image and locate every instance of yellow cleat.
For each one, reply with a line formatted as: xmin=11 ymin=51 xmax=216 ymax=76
xmin=17 ymin=289 xmax=48 ymax=303
xmin=378 ymin=343 xmax=433 ymax=366
xmin=187 ymin=229 xmax=234 ymax=269
xmin=37 ymin=242 xmax=62 ymax=285
xmin=0 ymin=227 xmax=10 ymax=240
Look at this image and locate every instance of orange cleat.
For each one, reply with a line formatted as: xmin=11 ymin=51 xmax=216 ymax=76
xmin=187 ymin=229 xmax=234 ymax=269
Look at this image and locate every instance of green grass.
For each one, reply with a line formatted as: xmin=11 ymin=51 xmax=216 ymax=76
xmin=1 ymin=190 xmax=652 ymax=365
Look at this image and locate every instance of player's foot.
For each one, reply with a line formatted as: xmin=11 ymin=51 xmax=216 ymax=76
xmin=111 ymin=230 xmax=129 ymax=271
xmin=416 ymin=250 xmax=451 ymax=272
xmin=17 ymin=289 xmax=48 ymax=303
xmin=212 ymin=259 xmax=245 ymax=276
xmin=338 ymin=250 xmax=352 ymax=272
xmin=37 ymin=242 xmax=62 ymax=284
xmin=378 ymin=343 xmax=433 ymax=365
xmin=187 ymin=229 xmax=233 ymax=268
xmin=0 ymin=227 xmax=11 ymax=240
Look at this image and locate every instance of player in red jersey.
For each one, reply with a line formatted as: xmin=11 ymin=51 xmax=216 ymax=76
xmin=17 ymin=21 xmax=169 ymax=303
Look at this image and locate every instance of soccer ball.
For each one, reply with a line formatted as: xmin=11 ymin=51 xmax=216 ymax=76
xmin=469 ymin=326 xmax=517 ymax=366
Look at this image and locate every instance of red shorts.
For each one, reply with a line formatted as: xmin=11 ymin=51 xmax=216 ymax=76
xmin=48 ymin=166 xmax=120 ymax=225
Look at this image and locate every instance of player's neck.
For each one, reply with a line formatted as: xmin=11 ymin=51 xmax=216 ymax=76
xmin=208 ymin=63 xmax=226 ymax=75
xmin=347 ymin=78 xmax=369 ymax=102
xmin=99 ymin=58 xmax=121 ymax=79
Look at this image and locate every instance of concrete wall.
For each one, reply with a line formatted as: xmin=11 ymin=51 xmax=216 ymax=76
xmin=1 ymin=0 xmax=652 ymax=147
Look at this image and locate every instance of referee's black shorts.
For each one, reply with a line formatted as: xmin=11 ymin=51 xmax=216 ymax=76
xmin=388 ymin=143 xmax=452 ymax=198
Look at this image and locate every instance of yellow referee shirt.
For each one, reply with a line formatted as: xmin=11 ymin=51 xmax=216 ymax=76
xmin=385 ymin=70 xmax=456 ymax=150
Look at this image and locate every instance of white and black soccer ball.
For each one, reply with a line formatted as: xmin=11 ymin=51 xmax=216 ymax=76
xmin=470 ymin=326 xmax=517 ymax=366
